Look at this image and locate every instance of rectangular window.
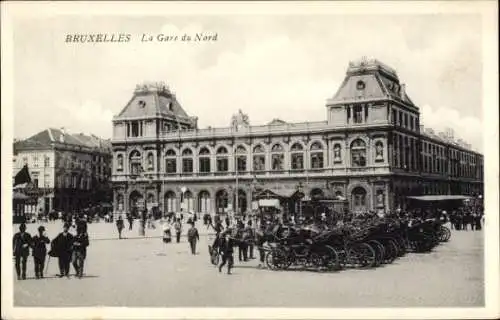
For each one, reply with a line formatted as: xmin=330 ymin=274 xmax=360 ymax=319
xmin=311 ymin=153 xmax=324 ymax=169
xmin=353 ymin=105 xmax=363 ymax=124
xmin=166 ymin=159 xmax=176 ymax=173
xmin=33 ymin=156 xmax=39 ymax=168
xmin=291 ymin=153 xmax=304 ymax=170
xmin=44 ymin=156 xmax=50 ymax=167
xmin=216 ymin=158 xmax=228 ymax=172
xmin=392 ymin=109 xmax=397 ymax=124
xmin=398 ymin=111 xmax=403 ymax=126
xmin=199 ymin=158 xmax=210 ymax=173
xmin=182 ymin=159 xmax=193 ymax=173
xmin=131 ymin=121 xmax=140 ymax=137
xmin=271 ymin=154 xmax=284 ymax=171
xmin=253 ymin=155 xmax=265 ymax=171
xmin=236 ymin=156 xmax=247 ymax=172
xmin=404 ymin=114 xmax=408 ymax=128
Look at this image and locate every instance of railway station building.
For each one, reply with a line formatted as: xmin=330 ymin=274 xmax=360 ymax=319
xmin=110 ymin=58 xmax=484 ymax=216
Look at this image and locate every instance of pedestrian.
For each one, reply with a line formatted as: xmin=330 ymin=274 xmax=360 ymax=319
xmin=237 ymin=223 xmax=248 ymax=262
xmin=225 ymin=216 xmax=230 ymax=228
xmin=162 ymin=220 xmax=172 ymax=244
xmin=51 ymin=223 xmax=74 ymax=278
xmin=187 ymin=222 xmax=200 ymax=255
xmin=218 ymin=232 xmax=235 ymax=275
xmin=127 ymin=213 xmax=134 ymax=230
xmin=174 ymin=218 xmax=182 ymax=243
xmin=31 ymin=225 xmax=50 ymax=279
xmin=139 ymin=209 xmax=147 ymax=236
xmin=116 ymin=215 xmax=125 ymax=239
xmin=13 ymin=223 xmax=32 ymax=280
xmin=72 ymin=225 xmax=89 ymax=278
xmin=245 ymin=220 xmax=255 ymax=259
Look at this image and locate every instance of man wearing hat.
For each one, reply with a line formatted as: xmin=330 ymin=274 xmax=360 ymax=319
xmin=51 ymin=223 xmax=74 ymax=277
xmin=13 ymin=223 xmax=32 ymax=280
xmin=31 ymin=226 xmax=50 ymax=278
xmin=72 ymin=224 xmax=89 ymax=278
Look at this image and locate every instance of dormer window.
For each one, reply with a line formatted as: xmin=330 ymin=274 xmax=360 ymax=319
xmin=138 ymin=100 xmax=146 ymax=108
xmin=356 ymin=80 xmax=365 ymax=90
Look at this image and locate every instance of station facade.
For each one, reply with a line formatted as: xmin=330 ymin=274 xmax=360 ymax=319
xmin=111 ymin=58 xmax=484 ymax=215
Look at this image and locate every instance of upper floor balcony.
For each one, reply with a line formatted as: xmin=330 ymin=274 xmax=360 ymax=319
xmin=111 ymin=165 xmax=392 ymax=183
xmin=112 ymin=119 xmax=394 ymax=143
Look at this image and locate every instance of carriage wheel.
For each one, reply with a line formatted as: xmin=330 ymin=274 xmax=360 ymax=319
xmin=383 ymin=239 xmax=398 ymax=263
xmin=347 ymin=243 xmax=376 ymax=269
xmin=323 ymin=245 xmax=341 ymax=271
xmin=439 ymin=226 xmax=451 ymax=242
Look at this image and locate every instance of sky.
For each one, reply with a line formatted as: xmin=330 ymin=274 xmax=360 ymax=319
xmin=12 ymin=14 xmax=484 ymax=151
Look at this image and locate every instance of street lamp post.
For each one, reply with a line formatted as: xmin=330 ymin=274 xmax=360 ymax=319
xmin=297 ymin=181 xmax=304 ymax=221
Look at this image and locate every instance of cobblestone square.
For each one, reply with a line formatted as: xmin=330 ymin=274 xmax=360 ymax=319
xmin=13 ymin=221 xmax=484 ymax=307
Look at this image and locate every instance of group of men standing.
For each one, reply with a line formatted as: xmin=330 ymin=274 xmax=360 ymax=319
xmin=13 ymin=220 xmax=89 ymax=280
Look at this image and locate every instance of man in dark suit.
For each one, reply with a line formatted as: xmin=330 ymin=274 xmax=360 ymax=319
xmin=31 ymin=225 xmax=50 ymax=279
xmin=51 ymin=223 xmax=74 ymax=278
xmin=187 ymin=222 xmax=200 ymax=255
xmin=72 ymin=225 xmax=90 ymax=278
xmin=13 ymin=223 xmax=32 ymax=280
xmin=218 ymin=232 xmax=235 ymax=275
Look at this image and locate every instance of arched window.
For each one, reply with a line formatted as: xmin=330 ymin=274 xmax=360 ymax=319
xmin=290 ymin=142 xmax=304 ymax=170
xmin=164 ymin=191 xmax=177 ymax=213
xmin=165 ymin=149 xmax=176 ymax=174
xmin=271 ymin=143 xmax=284 ymax=171
xmin=350 ymin=139 xmax=367 ymax=167
xmin=216 ymin=146 xmax=229 ymax=172
xmin=233 ymin=189 xmax=247 ymax=214
xmin=253 ymin=144 xmax=265 ymax=172
xmin=375 ymin=141 xmax=384 ymax=161
xmin=182 ymin=190 xmax=194 ymax=212
xmin=310 ymin=142 xmax=324 ymax=169
xmin=199 ymin=147 xmax=211 ymax=173
xmin=129 ymin=190 xmax=143 ymax=217
xmin=129 ymin=150 xmax=142 ymax=175
xmin=181 ymin=148 xmax=193 ymax=173
xmin=198 ymin=191 xmax=211 ymax=213
xmin=333 ymin=143 xmax=342 ymax=163
xmin=235 ymin=145 xmax=247 ymax=173
xmin=116 ymin=154 xmax=124 ymax=171
xmin=146 ymin=152 xmax=154 ymax=171
xmin=216 ymin=189 xmax=229 ymax=214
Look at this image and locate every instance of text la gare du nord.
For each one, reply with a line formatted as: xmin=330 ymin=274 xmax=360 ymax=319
xmin=141 ymin=32 xmax=218 ymax=42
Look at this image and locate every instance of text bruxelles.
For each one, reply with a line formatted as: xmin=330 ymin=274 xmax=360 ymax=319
xmin=65 ymin=33 xmax=132 ymax=43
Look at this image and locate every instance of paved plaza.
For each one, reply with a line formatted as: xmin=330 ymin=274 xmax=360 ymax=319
xmin=13 ymin=221 xmax=484 ymax=307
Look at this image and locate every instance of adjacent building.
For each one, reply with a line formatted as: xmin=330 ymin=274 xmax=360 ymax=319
xmin=13 ymin=128 xmax=112 ymax=214
xmin=111 ymin=58 xmax=483 ymax=215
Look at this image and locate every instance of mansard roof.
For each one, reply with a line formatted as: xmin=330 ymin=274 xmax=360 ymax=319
xmin=115 ymin=82 xmax=190 ymax=120
xmin=329 ymin=58 xmax=416 ymax=108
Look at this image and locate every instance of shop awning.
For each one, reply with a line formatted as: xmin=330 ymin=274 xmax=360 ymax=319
xmin=254 ymin=188 xmax=302 ymax=199
xmin=407 ymin=195 xmax=473 ymax=201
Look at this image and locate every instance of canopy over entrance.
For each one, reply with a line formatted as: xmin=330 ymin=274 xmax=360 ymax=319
xmin=254 ymin=188 xmax=304 ymax=200
xmin=407 ymin=195 xmax=473 ymax=201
